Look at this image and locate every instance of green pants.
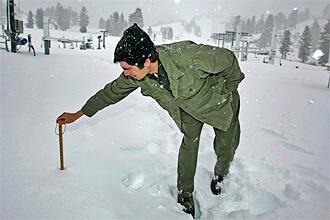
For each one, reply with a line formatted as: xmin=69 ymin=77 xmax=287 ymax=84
xmin=177 ymin=91 xmax=241 ymax=196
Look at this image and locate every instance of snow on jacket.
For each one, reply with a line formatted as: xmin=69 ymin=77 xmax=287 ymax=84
xmin=81 ymin=41 xmax=245 ymax=132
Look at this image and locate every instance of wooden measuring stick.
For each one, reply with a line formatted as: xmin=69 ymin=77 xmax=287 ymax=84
xmin=59 ymin=123 xmax=65 ymax=170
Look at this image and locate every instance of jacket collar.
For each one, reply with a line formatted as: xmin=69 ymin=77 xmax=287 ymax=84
xmin=156 ymin=45 xmax=185 ymax=98
xmin=157 ymin=46 xmax=185 ymax=80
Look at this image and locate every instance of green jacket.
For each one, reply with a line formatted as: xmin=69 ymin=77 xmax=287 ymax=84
xmin=81 ymin=41 xmax=245 ymax=132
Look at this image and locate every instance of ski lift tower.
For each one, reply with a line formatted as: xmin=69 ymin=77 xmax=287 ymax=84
xmin=4 ymin=0 xmax=23 ymax=53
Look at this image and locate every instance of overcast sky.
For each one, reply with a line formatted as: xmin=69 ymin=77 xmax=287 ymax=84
xmin=9 ymin=0 xmax=330 ymax=27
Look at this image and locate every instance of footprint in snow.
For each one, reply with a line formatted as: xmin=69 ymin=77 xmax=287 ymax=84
xmin=121 ymin=172 xmax=145 ymax=191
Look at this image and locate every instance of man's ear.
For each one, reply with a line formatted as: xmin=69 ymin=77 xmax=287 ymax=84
xmin=144 ymin=58 xmax=151 ymax=67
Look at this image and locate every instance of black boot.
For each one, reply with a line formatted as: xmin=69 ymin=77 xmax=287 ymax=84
xmin=178 ymin=193 xmax=195 ymax=218
xmin=210 ymin=175 xmax=224 ymax=195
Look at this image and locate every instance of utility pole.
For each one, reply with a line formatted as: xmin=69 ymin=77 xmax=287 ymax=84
xmin=8 ymin=0 xmax=16 ymax=52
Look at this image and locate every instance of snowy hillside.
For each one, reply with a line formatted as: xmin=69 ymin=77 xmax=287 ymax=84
xmin=1 ymin=25 xmax=329 ymax=220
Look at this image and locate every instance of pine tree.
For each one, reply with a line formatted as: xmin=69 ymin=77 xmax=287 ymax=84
xmin=318 ymin=21 xmax=330 ymax=65
xmin=55 ymin=3 xmax=70 ymax=31
xmin=245 ymin=18 xmax=251 ymax=33
xmin=298 ymin=26 xmax=312 ymax=63
xmin=280 ymin=30 xmax=292 ymax=59
xmin=274 ymin=12 xmax=286 ymax=30
xmin=160 ymin=27 xmax=166 ymax=41
xmin=106 ymin=18 xmax=111 ymax=33
xmin=182 ymin=20 xmax=192 ymax=33
xmin=110 ymin=11 xmax=120 ymax=36
xmin=62 ymin=8 xmax=70 ymax=30
xmin=106 ymin=12 xmax=125 ymax=36
xmin=99 ymin=17 xmax=106 ymax=29
xmin=45 ymin=6 xmax=56 ymax=28
xmin=79 ymin=6 xmax=89 ymax=33
xmin=128 ymin=12 xmax=135 ymax=27
xmin=250 ymin=16 xmax=256 ymax=33
xmin=259 ymin=14 xmax=274 ymax=48
xmin=311 ymin=19 xmax=321 ymax=51
xmin=135 ymin=8 xmax=144 ymax=28
xmin=55 ymin=3 xmax=65 ymax=30
xmin=288 ymin=8 xmax=298 ymax=28
xmin=71 ymin=11 xmax=79 ymax=26
xmin=241 ymin=20 xmax=247 ymax=33
xmin=255 ymin=14 xmax=264 ymax=33
xmin=232 ymin=15 xmax=241 ymax=32
xmin=26 ymin=10 xmax=34 ymax=28
xmin=128 ymin=8 xmax=144 ymax=27
xmin=66 ymin=7 xmax=75 ymax=27
xmin=119 ymin=13 xmax=128 ymax=35
xmin=167 ymin=27 xmax=173 ymax=40
xmin=35 ymin=8 xmax=44 ymax=29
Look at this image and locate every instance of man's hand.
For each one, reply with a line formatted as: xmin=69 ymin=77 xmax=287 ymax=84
xmin=56 ymin=110 xmax=84 ymax=124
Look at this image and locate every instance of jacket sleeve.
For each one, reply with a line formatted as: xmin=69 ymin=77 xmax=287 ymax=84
xmin=193 ymin=44 xmax=245 ymax=92
xmin=81 ymin=73 xmax=139 ymax=117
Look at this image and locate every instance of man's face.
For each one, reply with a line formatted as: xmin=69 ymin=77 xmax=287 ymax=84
xmin=119 ymin=61 xmax=150 ymax=80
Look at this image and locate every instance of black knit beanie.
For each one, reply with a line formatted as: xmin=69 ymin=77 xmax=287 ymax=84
xmin=113 ymin=23 xmax=156 ymax=66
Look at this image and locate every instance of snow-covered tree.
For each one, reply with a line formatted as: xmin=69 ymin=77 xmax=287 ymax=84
xmin=45 ymin=4 xmax=78 ymax=28
xmin=112 ymin=11 xmax=120 ymax=36
xmin=318 ymin=21 xmax=330 ymax=65
xmin=99 ymin=17 xmax=106 ymax=29
xmin=26 ymin=10 xmax=34 ymax=28
xmin=243 ymin=18 xmax=250 ymax=33
xmin=119 ymin=13 xmax=128 ymax=35
xmin=70 ymin=8 xmax=79 ymax=26
xmin=250 ymin=16 xmax=256 ymax=33
xmin=54 ymin=3 xmax=70 ymax=31
xmin=259 ymin=14 xmax=274 ymax=48
xmin=35 ymin=8 xmax=43 ymax=29
xmin=287 ymin=8 xmax=298 ymax=28
xmin=128 ymin=8 xmax=144 ymax=28
xmin=255 ymin=14 xmax=265 ymax=33
xmin=298 ymin=26 xmax=312 ymax=63
xmin=280 ymin=30 xmax=292 ymax=59
xmin=79 ymin=6 xmax=89 ymax=33
xmin=232 ymin=15 xmax=241 ymax=32
xmin=167 ymin=27 xmax=174 ymax=40
xmin=311 ymin=19 xmax=321 ymax=50
xmin=106 ymin=12 xmax=128 ymax=36
xmin=66 ymin=6 xmax=78 ymax=27
xmin=274 ymin=12 xmax=286 ymax=30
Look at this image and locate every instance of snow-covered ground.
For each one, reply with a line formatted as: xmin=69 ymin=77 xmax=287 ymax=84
xmin=1 ymin=26 xmax=329 ymax=220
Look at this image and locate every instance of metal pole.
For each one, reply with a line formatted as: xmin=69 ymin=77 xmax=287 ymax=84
xmin=102 ymin=30 xmax=106 ymax=49
xmin=58 ymin=123 xmax=64 ymax=170
xmin=100 ymin=30 xmax=107 ymax=49
xmin=8 ymin=0 xmax=16 ymax=53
